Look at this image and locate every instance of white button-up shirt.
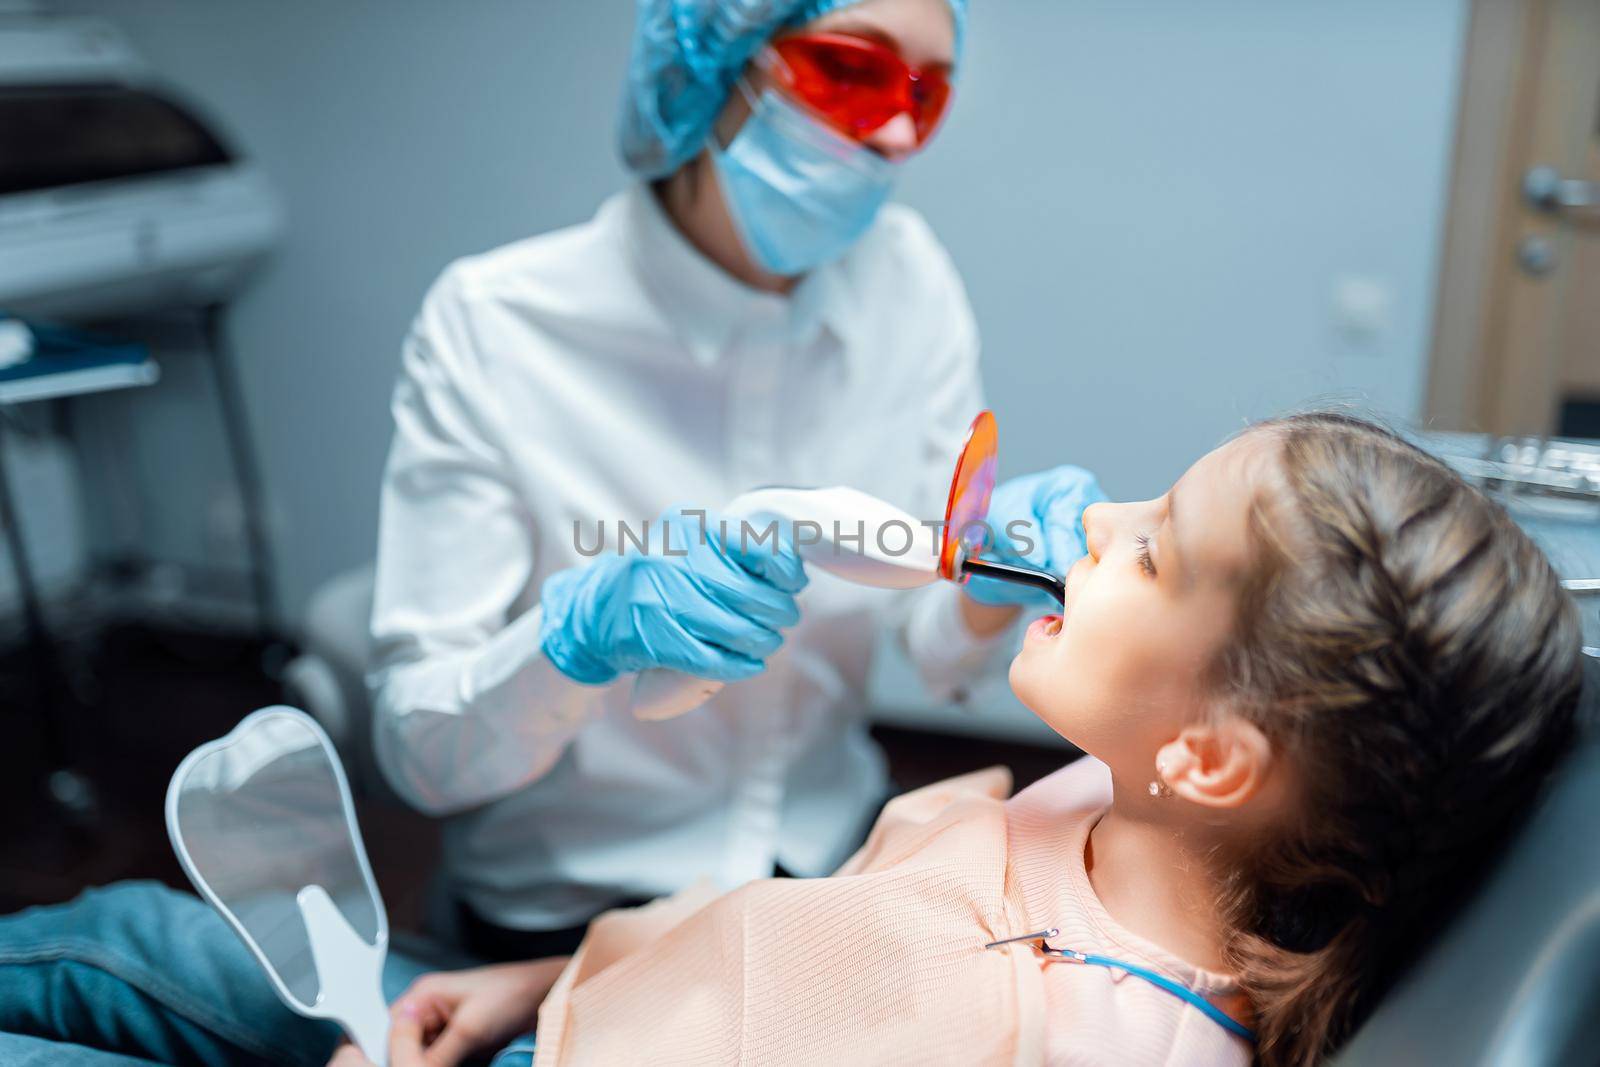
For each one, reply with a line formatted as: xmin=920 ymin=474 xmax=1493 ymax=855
xmin=369 ymin=185 xmax=996 ymax=929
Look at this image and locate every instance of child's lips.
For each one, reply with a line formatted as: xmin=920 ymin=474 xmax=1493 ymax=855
xmin=1027 ymin=614 xmax=1063 ymax=640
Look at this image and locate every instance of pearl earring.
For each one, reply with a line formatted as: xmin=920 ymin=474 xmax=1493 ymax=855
xmin=1148 ymin=759 xmax=1172 ymax=798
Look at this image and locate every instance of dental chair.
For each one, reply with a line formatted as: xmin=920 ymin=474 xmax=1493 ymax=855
xmin=281 ymin=564 xmax=392 ymax=802
xmin=1333 ymin=653 xmax=1600 ymax=1066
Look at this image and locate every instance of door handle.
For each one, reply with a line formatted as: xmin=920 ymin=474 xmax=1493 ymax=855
xmin=1524 ymin=165 xmax=1600 ymax=223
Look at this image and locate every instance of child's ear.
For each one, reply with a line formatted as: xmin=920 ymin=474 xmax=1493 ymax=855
xmin=1155 ymin=717 xmax=1272 ymax=810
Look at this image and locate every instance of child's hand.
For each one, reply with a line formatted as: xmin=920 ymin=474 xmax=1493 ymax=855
xmin=326 ymin=1043 xmax=375 ymax=1067
xmin=324 ymin=956 xmax=569 ymax=1067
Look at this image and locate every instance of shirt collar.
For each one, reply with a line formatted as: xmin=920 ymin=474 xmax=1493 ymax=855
xmin=624 ymin=183 xmax=868 ymax=368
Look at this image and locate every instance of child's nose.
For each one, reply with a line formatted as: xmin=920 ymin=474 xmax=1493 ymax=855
xmin=1082 ymin=502 xmax=1110 ymax=561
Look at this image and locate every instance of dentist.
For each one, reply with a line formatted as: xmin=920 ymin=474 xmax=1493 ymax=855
xmin=369 ymin=0 xmax=1104 ymax=963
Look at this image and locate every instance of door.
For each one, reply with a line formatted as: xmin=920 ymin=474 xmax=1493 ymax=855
xmin=1427 ymin=0 xmax=1600 ymax=437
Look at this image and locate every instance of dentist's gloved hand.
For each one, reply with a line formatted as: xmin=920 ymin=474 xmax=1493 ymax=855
xmin=539 ymin=506 xmax=808 ymax=685
xmin=963 ymin=465 xmax=1107 ymax=608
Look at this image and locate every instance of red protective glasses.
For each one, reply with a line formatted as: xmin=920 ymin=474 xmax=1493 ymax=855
xmin=762 ymin=32 xmax=953 ymax=149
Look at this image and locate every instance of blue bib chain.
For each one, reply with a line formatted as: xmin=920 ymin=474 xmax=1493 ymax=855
xmin=984 ymin=929 xmax=1257 ymax=1044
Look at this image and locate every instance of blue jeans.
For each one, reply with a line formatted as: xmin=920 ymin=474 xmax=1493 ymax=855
xmin=0 ymin=882 xmax=537 ymax=1067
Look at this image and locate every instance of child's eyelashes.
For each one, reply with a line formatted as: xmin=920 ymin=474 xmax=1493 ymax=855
xmin=1134 ymin=534 xmax=1157 ymax=577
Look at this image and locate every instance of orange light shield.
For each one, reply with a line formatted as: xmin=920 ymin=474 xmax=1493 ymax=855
xmin=938 ymin=409 xmax=998 ymax=581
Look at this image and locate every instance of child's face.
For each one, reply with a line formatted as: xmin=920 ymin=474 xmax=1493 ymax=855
xmin=1009 ymin=435 xmax=1277 ymax=783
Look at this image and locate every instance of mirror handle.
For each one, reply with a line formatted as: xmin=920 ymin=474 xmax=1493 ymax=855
xmin=299 ymin=884 xmax=391 ymax=1067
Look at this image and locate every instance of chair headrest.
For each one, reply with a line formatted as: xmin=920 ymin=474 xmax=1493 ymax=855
xmin=1336 ymin=655 xmax=1600 ymax=1065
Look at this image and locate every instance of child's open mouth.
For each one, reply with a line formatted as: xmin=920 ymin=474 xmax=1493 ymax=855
xmin=1028 ymin=614 xmax=1063 ymax=640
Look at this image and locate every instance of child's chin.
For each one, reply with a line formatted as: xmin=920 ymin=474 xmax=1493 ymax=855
xmin=1009 ymin=652 xmax=1082 ymax=740
xmin=1007 ymin=655 xmax=1048 ymax=715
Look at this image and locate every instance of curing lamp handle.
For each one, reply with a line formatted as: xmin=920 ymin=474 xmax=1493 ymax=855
xmin=630 ymin=487 xmax=940 ymax=722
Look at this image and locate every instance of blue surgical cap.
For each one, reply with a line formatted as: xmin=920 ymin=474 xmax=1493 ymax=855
xmin=618 ymin=0 xmax=968 ymax=179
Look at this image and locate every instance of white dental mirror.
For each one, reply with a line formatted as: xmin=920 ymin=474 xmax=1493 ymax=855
xmin=165 ymin=706 xmax=391 ymax=1066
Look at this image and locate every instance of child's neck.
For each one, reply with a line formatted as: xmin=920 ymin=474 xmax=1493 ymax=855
xmin=1085 ymin=788 xmax=1231 ymax=973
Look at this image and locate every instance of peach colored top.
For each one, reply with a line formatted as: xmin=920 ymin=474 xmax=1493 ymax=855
xmin=534 ymin=757 xmax=1253 ymax=1066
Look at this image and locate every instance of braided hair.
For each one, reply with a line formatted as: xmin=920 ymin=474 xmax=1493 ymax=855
xmin=1210 ymin=412 xmax=1583 ymax=1066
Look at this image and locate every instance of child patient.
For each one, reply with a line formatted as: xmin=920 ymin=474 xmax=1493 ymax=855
xmin=353 ymin=412 xmax=1582 ymax=1067
xmin=0 ymin=413 xmax=1583 ymax=1067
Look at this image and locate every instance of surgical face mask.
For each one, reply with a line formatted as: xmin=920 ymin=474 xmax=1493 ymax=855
xmin=710 ymin=83 xmax=898 ymax=276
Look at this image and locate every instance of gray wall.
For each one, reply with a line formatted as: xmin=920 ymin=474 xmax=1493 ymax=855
xmin=55 ymin=0 xmax=1467 ymax=620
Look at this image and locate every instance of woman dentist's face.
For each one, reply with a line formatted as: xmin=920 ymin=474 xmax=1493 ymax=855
xmin=744 ymin=0 xmax=957 ymax=162
xmin=687 ymin=0 xmax=957 ymax=288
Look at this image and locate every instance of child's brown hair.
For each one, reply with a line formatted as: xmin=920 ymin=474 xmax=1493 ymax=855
xmin=1212 ymin=412 xmax=1583 ymax=1065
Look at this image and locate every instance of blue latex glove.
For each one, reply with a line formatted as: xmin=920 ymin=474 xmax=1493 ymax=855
xmin=963 ymin=465 xmax=1108 ymax=608
xmin=540 ymin=507 xmax=808 ymax=685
